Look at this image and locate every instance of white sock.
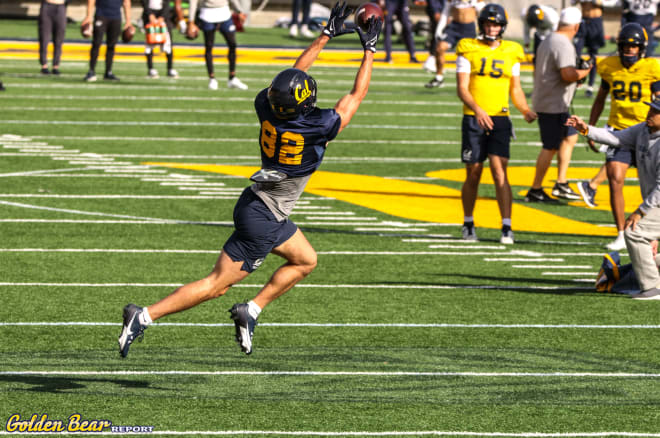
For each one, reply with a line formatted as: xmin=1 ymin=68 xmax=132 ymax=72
xmin=502 ymin=218 xmax=512 ymax=227
xmin=139 ymin=307 xmax=152 ymax=326
xmin=247 ymin=300 xmax=261 ymax=319
xmin=464 ymin=216 xmax=474 ymax=224
xmin=435 ymin=74 xmax=444 ymax=81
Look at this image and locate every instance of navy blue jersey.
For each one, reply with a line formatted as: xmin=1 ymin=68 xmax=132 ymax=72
xmin=254 ymin=88 xmax=341 ymax=178
xmin=96 ymin=0 xmax=123 ymax=19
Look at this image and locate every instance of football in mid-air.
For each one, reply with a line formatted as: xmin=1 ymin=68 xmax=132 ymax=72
xmin=80 ymin=22 xmax=92 ymax=38
xmin=121 ymin=25 xmax=136 ymax=43
xmin=355 ymin=3 xmax=384 ymax=31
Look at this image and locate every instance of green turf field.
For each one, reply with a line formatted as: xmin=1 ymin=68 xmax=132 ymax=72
xmin=1 ymin=26 xmax=660 ymax=436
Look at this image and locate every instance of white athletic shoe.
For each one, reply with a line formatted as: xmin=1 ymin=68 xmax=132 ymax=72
xmin=208 ymin=78 xmax=218 ymax=90
xmin=606 ymin=235 xmax=626 ymax=251
xmin=228 ymin=77 xmax=248 ymax=90
xmin=423 ymin=56 xmax=436 ymax=73
xmin=300 ymin=24 xmax=315 ymax=38
xmin=289 ymin=25 xmax=298 ymax=38
xmin=147 ymin=68 xmax=159 ymax=78
xmin=167 ymin=69 xmax=179 ymax=78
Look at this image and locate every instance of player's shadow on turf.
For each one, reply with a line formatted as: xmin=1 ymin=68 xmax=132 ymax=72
xmin=0 ymin=375 xmax=151 ymax=393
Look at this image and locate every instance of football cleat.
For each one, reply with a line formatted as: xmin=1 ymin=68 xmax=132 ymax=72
xmin=578 ymin=181 xmax=597 ymax=208
xmin=552 ymin=182 xmax=581 ymax=200
xmin=52 ymin=68 xmax=61 ymax=76
xmin=425 ymin=77 xmax=444 ymax=88
xmin=167 ymin=69 xmax=179 ymax=78
xmin=500 ymin=226 xmax=514 ymax=244
xmin=104 ymin=72 xmax=120 ymax=81
xmin=462 ymin=222 xmax=478 ymax=241
xmin=631 ymin=288 xmax=660 ymax=300
xmin=229 ymin=303 xmax=257 ymax=355
xmin=228 ymin=76 xmax=248 ymax=90
xmin=208 ymin=78 xmax=219 ymax=90
xmin=84 ymin=71 xmax=97 ymax=82
xmin=524 ymin=188 xmax=559 ymax=203
xmin=422 ymin=56 xmax=436 ymax=73
xmin=40 ymin=67 xmax=50 ymax=75
xmin=148 ymin=68 xmax=159 ymax=78
xmin=118 ymin=304 xmax=148 ymax=358
xmin=300 ymin=24 xmax=315 ymax=38
xmin=585 ymin=86 xmax=594 ymax=98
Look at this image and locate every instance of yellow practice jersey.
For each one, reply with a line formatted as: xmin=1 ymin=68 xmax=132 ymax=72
xmin=456 ymin=38 xmax=525 ymax=116
xmin=598 ymin=56 xmax=660 ymax=129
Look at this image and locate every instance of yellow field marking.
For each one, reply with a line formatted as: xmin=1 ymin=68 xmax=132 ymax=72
xmin=0 ymin=40 xmax=536 ymax=70
xmin=144 ymin=162 xmax=620 ymax=236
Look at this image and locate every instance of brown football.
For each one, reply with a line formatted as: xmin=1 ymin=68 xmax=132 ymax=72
xmin=121 ymin=25 xmax=136 ymax=43
xmin=186 ymin=25 xmax=199 ymax=40
xmin=80 ymin=22 xmax=92 ymax=39
xmin=355 ymin=3 xmax=384 ymax=31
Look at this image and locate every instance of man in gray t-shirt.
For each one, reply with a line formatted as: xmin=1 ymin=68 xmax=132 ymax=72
xmin=524 ymin=6 xmax=592 ymax=203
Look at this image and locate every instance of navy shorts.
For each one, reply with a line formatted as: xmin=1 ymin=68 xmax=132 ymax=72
xmin=574 ymin=17 xmax=605 ymax=53
xmin=223 ymin=187 xmax=298 ymax=273
xmin=199 ymin=17 xmax=235 ymax=33
xmin=537 ymin=112 xmax=577 ymax=150
xmin=441 ymin=21 xmax=476 ymax=48
xmin=461 ymin=115 xmax=513 ymax=163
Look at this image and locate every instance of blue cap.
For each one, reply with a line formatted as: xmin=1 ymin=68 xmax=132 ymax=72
xmin=645 ymin=101 xmax=660 ymax=111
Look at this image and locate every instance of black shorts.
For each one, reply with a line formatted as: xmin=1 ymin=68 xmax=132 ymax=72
xmin=440 ymin=21 xmax=476 ymax=48
xmin=537 ymin=112 xmax=578 ymax=150
xmin=461 ymin=115 xmax=513 ymax=163
xmin=223 ymin=187 xmax=298 ymax=273
xmin=575 ymin=17 xmax=605 ymax=53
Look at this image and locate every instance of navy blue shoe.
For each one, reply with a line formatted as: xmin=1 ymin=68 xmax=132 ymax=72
xmin=229 ymin=303 xmax=257 ymax=355
xmin=118 ymin=304 xmax=147 ymax=358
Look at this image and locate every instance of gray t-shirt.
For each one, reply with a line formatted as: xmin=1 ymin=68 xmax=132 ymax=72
xmin=251 ymin=174 xmax=312 ymax=222
xmin=532 ymin=32 xmax=577 ymax=114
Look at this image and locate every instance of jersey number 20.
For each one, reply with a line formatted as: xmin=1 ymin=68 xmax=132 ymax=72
xmin=260 ymin=120 xmax=305 ymax=165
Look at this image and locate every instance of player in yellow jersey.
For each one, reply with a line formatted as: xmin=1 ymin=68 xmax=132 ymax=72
xmin=577 ymin=23 xmax=660 ymax=250
xmin=456 ymin=3 xmax=537 ymax=244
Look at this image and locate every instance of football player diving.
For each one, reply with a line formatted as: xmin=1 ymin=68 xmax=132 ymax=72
xmin=578 ymin=22 xmax=660 ymax=251
xmin=118 ymin=2 xmax=382 ymax=357
xmin=455 ymin=3 xmax=537 ymax=244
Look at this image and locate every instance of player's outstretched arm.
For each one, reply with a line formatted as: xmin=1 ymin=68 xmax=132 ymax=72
xmin=333 ymin=17 xmax=381 ymax=133
xmin=509 ymin=75 xmax=537 ymax=123
xmin=294 ymin=1 xmax=354 ymax=72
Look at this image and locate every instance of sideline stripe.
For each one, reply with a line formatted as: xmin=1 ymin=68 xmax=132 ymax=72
xmin=0 ymin=282 xmax=591 ymax=291
xmin=0 ymin=322 xmax=657 ymax=329
xmin=1 ymin=370 xmax=659 ymax=378
xmin=1 ymin=431 xmax=660 ymax=437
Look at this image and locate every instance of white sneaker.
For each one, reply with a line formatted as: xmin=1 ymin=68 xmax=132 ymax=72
xmin=423 ymin=56 xmax=436 ymax=73
xmin=228 ymin=77 xmax=248 ymax=90
xmin=208 ymin=78 xmax=218 ymax=90
xmin=289 ymin=25 xmax=298 ymax=38
xmin=147 ymin=68 xmax=159 ymax=78
xmin=300 ymin=24 xmax=315 ymax=38
xmin=167 ymin=69 xmax=178 ymax=78
xmin=606 ymin=235 xmax=626 ymax=251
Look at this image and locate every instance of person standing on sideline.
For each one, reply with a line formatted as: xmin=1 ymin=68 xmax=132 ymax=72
xmin=425 ymin=0 xmax=483 ymax=88
xmin=567 ymin=105 xmax=660 ymax=300
xmin=621 ymin=0 xmax=660 ymax=56
xmin=578 ymin=23 xmax=660 ymax=251
xmin=142 ymin=0 xmax=178 ymax=78
xmin=524 ymin=6 xmax=592 ymax=203
xmin=117 ymin=3 xmax=383 ymax=357
xmin=419 ymin=0 xmax=445 ymax=72
xmin=82 ymin=0 xmax=134 ymax=82
xmin=456 ymin=3 xmax=537 ymax=244
xmin=187 ymin=0 xmax=248 ymax=90
xmin=382 ymin=0 xmax=419 ymax=63
xmin=573 ymin=0 xmax=606 ymax=98
xmin=521 ymin=4 xmax=559 ymax=64
xmin=289 ymin=0 xmax=314 ymax=38
xmin=38 ymin=0 xmax=67 ymax=75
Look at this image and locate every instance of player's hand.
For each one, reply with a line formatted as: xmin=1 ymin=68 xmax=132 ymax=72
xmin=237 ymin=12 xmax=246 ymax=24
xmin=565 ymin=115 xmax=587 ymax=133
xmin=187 ymin=22 xmax=199 ymax=39
xmin=356 ymin=16 xmax=382 ymax=53
xmin=587 ymin=138 xmax=599 ymax=153
xmin=475 ymin=108 xmax=494 ymax=131
xmin=323 ymin=1 xmax=354 ymax=39
xmin=524 ymin=109 xmax=537 ymax=123
xmin=625 ymin=210 xmax=643 ymax=231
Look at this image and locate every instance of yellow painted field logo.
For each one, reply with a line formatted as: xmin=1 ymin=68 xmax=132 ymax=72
xmin=144 ymin=162 xmax=640 ymax=237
